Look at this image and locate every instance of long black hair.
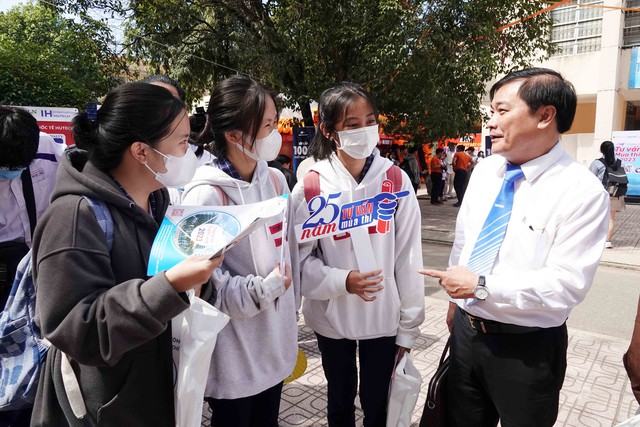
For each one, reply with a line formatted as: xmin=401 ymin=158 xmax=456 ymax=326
xmin=600 ymin=140 xmax=616 ymax=167
xmin=195 ymin=75 xmax=278 ymax=159
xmin=72 ymin=82 xmax=186 ymax=171
xmin=309 ymin=82 xmax=378 ymax=161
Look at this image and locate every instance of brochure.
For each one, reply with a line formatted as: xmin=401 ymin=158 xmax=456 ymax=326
xmin=147 ymin=195 xmax=288 ymax=276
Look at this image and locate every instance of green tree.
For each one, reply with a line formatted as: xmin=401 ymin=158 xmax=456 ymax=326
xmin=0 ymin=2 xmax=126 ymax=108
xmin=57 ymin=0 xmax=554 ymax=141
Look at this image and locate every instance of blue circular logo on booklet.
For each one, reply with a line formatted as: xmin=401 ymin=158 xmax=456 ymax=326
xmin=172 ymin=211 xmax=241 ymax=256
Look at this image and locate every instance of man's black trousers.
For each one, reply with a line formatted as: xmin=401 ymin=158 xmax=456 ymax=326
xmin=447 ymin=307 xmax=568 ymax=427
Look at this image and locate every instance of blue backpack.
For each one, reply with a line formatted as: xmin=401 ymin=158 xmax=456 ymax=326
xmin=0 ymin=196 xmax=113 ymax=411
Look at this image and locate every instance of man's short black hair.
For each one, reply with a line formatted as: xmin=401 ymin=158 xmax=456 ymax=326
xmin=0 ymin=106 xmax=40 ymax=169
xmin=276 ymin=154 xmax=291 ymax=165
xmin=408 ymin=146 xmax=417 ymax=154
xmin=489 ymin=67 xmax=577 ymax=134
xmin=456 ymin=144 xmax=465 ymax=151
xmin=141 ymin=74 xmax=186 ymax=102
xmin=435 ymin=148 xmax=444 ymax=155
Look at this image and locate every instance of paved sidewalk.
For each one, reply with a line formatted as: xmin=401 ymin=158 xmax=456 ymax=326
xmin=205 ymin=298 xmax=637 ymax=426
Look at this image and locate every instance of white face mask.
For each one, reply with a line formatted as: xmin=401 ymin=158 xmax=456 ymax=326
xmin=336 ymin=124 xmax=379 ymax=159
xmin=233 ymin=129 xmax=282 ymax=162
xmin=144 ymin=145 xmax=198 ymax=188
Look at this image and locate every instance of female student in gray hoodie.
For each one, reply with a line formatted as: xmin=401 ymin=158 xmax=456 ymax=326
xmin=31 ymin=83 xmax=223 ymax=426
xmin=181 ymin=75 xmax=298 ymax=427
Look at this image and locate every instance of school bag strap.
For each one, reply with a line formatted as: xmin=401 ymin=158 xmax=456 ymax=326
xmin=82 ymin=196 xmax=114 ymax=250
xmin=303 ymin=165 xmax=403 ymax=204
xmin=20 ymin=167 xmax=37 ymax=238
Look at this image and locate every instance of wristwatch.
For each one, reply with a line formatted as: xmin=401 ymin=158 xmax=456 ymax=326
xmin=473 ymin=275 xmax=489 ymax=300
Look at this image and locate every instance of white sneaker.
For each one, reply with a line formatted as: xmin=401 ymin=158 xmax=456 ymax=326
xmin=605 ymin=241 xmax=613 ymax=249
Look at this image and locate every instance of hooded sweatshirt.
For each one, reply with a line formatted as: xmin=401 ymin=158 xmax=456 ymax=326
xmin=290 ymin=149 xmax=425 ymax=348
xmin=181 ymin=159 xmax=298 ymax=400
xmin=31 ymin=148 xmax=202 ymax=427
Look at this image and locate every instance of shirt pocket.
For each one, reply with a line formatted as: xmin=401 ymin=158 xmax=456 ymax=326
xmin=506 ymin=220 xmax=553 ymax=270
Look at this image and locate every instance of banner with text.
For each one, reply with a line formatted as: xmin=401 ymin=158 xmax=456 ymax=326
xmin=20 ymin=106 xmax=78 ymax=146
xmin=611 ymin=131 xmax=640 ymax=197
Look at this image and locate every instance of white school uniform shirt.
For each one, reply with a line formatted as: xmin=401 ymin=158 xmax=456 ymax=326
xmin=0 ymin=133 xmax=65 ymax=246
xmin=450 ymin=142 xmax=609 ymax=328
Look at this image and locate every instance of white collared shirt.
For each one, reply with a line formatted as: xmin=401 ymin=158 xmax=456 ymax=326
xmin=0 ymin=133 xmax=65 ymax=246
xmin=450 ymin=142 xmax=610 ymax=328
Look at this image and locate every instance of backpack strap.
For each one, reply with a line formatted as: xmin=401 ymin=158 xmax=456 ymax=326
xmin=303 ymin=170 xmax=321 ymax=204
xmin=385 ymin=165 xmax=403 ymax=192
xmin=303 ymin=165 xmax=403 ymax=205
xmin=212 ymin=186 xmax=228 ymax=206
xmin=82 ymin=196 xmax=114 ymax=251
xmin=20 ymin=167 xmax=37 ymax=238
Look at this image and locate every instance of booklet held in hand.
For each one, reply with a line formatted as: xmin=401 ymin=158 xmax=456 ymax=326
xmin=147 ymin=195 xmax=288 ymax=276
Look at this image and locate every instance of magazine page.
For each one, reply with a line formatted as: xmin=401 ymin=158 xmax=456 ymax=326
xmin=147 ymin=195 xmax=288 ymax=276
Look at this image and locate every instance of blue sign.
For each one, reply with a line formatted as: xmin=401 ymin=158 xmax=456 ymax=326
xmin=630 ymin=47 xmax=640 ymax=89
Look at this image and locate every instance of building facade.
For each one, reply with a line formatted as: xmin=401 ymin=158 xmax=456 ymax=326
xmin=483 ymin=0 xmax=640 ymax=167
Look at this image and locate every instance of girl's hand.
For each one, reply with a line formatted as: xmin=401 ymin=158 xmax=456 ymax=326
xmin=165 ymin=254 xmax=224 ymax=293
xmin=346 ymin=269 xmax=384 ymax=302
xmin=270 ymin=263 xmax=293 ymax=290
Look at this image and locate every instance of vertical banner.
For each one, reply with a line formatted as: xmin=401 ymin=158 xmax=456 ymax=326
xmin=484 ymin=135 xmax=493 ymax=156
xmin=292 ymin=126 xmax=316 ymax=173
xmin=21 ymin=106 xmax=78 ymax=146
xmin=630 ymin=47 xmax=640 ymax=89
xmin=611 ymin=131 xmax=640 ymax=198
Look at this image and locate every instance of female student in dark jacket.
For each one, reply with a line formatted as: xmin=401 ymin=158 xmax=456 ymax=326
xmin=30 ymin=83 xmax=223 ymax=426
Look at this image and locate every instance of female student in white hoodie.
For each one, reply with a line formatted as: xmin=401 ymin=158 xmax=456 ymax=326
xmin=290 ymin=82 xmax=425 ymax=427
xmin=180 ymin=75 xmax=297 ymax=427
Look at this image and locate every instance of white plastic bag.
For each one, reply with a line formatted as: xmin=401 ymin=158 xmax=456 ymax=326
xmin=386 ymin=353 xmax=423 ymax=427
xmin=172 ymin=292 xmax=229 ymax=427
xmin=615 ymin=414 xmax=640 ymax=426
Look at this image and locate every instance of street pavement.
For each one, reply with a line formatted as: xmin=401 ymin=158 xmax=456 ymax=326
xmin=202 ymin=187 xmax=640 ymax=426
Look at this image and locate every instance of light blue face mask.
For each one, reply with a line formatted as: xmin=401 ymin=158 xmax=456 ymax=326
xmin=0 ymin=167 xmax=26 ymax=180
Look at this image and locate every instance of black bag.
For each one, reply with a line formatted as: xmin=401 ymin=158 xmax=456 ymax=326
xmin=419 ymin=337 xmax=450 ymax=427
xmin=599 ymin=158 xmax=628 ymax=197
xmin=0 ymin=241 xmax=30 ymax=307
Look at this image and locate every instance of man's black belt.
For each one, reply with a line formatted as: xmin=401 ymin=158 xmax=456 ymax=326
xmin=460 ymin=308 xmax=541 ymax=334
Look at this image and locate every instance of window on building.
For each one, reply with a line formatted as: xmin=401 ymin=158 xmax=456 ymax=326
xmin=625 ymin=101 xmax=640 ymax=130
xmin=624 ymin=0 xmax=640 ymax=47
xmin=550 ymin=0 xmax=603 ymax=56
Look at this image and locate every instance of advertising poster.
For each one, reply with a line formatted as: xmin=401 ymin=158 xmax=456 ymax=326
xmin=292 ymin=126 xmax=316 ymax=172
xmin=611 ymin=131 xmax=640 ymax=198
xmin=20 ymin=106 xmax=78 ymax=146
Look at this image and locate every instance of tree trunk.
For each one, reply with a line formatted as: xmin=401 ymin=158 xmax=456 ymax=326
xmin=299 ymin=100 xmax=314 ymax=127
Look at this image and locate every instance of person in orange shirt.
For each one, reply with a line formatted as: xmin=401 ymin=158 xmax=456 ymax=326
xmin=430 ymin=148 xmax=445 ymax=205
xmin=452 ymin=144 xmax=472 ymax=207
xmin=423 ymin=145 xmax=433 ymax=195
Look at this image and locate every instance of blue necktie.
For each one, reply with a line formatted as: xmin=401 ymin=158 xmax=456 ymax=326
xmin=467 ymin=164 xmax=525 ymax=275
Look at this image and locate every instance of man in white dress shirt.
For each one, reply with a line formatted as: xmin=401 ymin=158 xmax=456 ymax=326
xmin=421 ymin=68 xmax=609 ymax=426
